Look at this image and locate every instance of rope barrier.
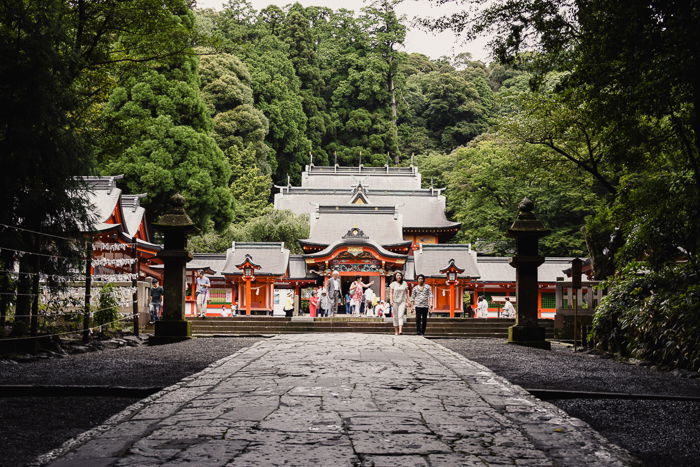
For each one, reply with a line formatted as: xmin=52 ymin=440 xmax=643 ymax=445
xmin=0 ymin=247 xmax=86 ymax=261
xmin=0 ymin=223 xmax=77 ymax=242
xmin=0 ymin=315 xmax=135 ymax=341
xmin=0 ymin=269 xmax=84 ymax=279
xmin=3 ymin=305 xmax=135 ymax=318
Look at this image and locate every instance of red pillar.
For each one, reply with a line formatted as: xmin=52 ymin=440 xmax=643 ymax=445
xmin=449 ymin=282 xmax=455 ymax=318
xmin=245 ymin=278 xmax=252 ymax=315
xmin=379 ymin=275 xmax=386 ymax=302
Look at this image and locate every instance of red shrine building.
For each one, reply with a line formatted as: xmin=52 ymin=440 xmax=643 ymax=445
xmin=82 ymin=175 xmax=162 ymax=280
xmin=183 ymin=165 xmax=575 ymax=318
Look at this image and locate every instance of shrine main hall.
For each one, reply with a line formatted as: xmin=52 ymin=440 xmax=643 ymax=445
xmin=186 ymin=165 xmax=572 ymax=318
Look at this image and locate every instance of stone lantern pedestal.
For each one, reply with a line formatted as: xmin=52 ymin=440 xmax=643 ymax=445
xmin=150 ymin=194 xmax=195 ymax=345
xmin=507 ymin=198 xmax=551 ymax=350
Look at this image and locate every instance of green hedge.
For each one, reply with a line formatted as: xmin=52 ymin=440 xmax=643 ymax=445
xmin=591 ymin=262 xmax=700 ymax=370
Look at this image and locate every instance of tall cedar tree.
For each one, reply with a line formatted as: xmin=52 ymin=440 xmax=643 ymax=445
xmin=99 ymin=10 xmax=234 ymax=231
xmin=198 ymin=53 xmax=272 ymax=223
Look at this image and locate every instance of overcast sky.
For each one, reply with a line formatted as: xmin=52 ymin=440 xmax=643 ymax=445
xmin=195 ymin=0 xmax=493 ymax=62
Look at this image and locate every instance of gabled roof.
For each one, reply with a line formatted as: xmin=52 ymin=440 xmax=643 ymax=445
xmin=307 ymin=205 xmax=404 ymax=245
xmin=221 ymin=242 xmax=290 ymax=276
xmin=303 ymin=236 xmax=408 ymax=260
xmin=189 ymin=253 xmax=228 ymax=278
xmin=476 ymin=256 xmax=574 ymax=283
xmin=288 ymin=255 xmax=315 ymax=280
xmin=349 ymin=183 xmax=371 ymax=204
xmin=82 ymin=175 xmax=124 ymax=232
xmin=300 ymin=165 xmax=422 ymax=190
xmin=275 ymin=188 xmax=459 ymax=230
xmin=413 ymin=244 xmax=480 ymax=279
xmin=121 ymin=194 xmax=148 ymax=240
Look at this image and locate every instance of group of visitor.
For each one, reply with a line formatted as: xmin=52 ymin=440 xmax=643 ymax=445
xmin=306 ymin=287 xmax=335 ymax=318
xmin=475 ymin=295 xmax=515 ymax=319
xmin=148 ymin=268 xmax=517 ymax=332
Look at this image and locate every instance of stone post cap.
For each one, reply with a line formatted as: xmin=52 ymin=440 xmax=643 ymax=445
xmin=507 ymin=197 xmax=550 ymax=237
xmin=152 ymin=193 xmax=195 ymax=232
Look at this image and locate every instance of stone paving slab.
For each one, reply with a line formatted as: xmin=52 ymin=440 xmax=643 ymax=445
xmin=36 ymin=335 xmax=636 ymax=466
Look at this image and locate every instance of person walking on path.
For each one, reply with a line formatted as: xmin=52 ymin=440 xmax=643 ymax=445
xmin=477 ymin=295 xmax=489 ymax=318
xmin=195 ymin=269 xmax=210 ymax=319
xmin=308 ymin=290 xmax=319 ymax=318
xmin=327 ymin=270 xmax=342 ymax=317
xmin=389 ymin=271 xmax=409 ymax=335
xmin=502 ymin=297 xmax=515 ymax=319
xmin=149 ymin=278 xmax=164 ymax=323
xmin=411 ymin=274 xmax=433 ymax=336
xmin=350 ymin=276 xmax=374 ymax=316
xmin=318 ymin=289 xmax=331 ymax=317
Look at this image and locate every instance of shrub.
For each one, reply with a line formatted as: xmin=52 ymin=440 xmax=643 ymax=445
xmin=591 ymin=262 xmax=700 ymax=370
xmin=94 ymin=283 xmax=121 ymax=329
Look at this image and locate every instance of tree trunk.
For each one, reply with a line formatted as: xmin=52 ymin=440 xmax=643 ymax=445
xmin=12 ymin=254 xmax=33 ymax=336
xmin=389 ymin=72 xmax=400 ymax=164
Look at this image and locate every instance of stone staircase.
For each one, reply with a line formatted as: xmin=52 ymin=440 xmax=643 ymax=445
xmin=145 ymin=317 xmax=554 ymax=338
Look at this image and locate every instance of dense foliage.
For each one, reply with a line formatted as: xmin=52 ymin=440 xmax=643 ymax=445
xmin=189 ymin=210 xmax=309 ymax=254
xmin=0 ymin=0 xmax=199 ymax=335
xmin=95 ymin=284 xmax=121 ymax=329
xmin=430 ymin=0 xmax=700 ymax=368
xmin=591 ymin=263 xmax=700 ymax=371
xmin=417 ymin=134 xmax=596 ymax=256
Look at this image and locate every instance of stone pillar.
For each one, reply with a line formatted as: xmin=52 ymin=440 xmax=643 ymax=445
xmin=507 ymin=198 xmax=551 ymax=350
xmin=150 ymin=194 xmax=195 ymax=345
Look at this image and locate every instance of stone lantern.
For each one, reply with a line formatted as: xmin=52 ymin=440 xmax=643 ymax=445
xmin=507 ymin=197 xmax=551 ymax=349
xmin=150 ymin=193 xmax=195 ymax=345
xmin=439 ymin=258 xmax=464 ymax=318
xmin=236 ymin=254 xmax=260 ymax=316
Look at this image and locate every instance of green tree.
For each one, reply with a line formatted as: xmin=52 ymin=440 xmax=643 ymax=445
xmin=402 ymin=71 xmax=490 ymax=152
xmin=212 ymin=2 xmax=311 ymax=184
xmin=418 ymin=134 xmax=597 ymax=256
xmin=280 ymin=4 xmax=330 ymax=163
xmin=428 ymin=0 xmax=700 ymax=368
xmin=1 ymin=0 xmax=196 ymax=335
xmin=198 ymin=53 xmax=272 ymax=223
xmin=362 ymin=0 xmax=406 ymax=162
xmin=190 ymin=210 xmax=309 ymax=254
xmin=99 ymin=10 xmax=233 ymax=230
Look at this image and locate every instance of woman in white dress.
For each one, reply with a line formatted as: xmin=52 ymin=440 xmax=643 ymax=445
xmin=389 ymin=271 xmax=409 ymax=335
xmin=477 ymin=296 xmax=489 ymax=318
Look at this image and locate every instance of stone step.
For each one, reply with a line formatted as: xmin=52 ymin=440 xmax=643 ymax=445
xmin=146 ymin=318 xmax=553 ymax=338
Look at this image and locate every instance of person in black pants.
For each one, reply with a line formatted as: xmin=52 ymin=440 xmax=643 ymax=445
xmin=411 ymin=274 xmax=433 ymax=336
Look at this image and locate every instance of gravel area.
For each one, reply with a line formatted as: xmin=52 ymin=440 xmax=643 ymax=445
xmin=555 ymin=399 xmax=700 ymax=467
xmin=438 ymin=338 xmax=700 ymax=466
xmin=0 ymin=337 xmax=261 ymax=466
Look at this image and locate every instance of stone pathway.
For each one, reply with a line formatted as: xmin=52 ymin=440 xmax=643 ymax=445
xmin=39 ymin=335 xmax=635 ymax=466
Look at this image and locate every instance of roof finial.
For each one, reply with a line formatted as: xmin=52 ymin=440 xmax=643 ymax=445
xmin=309 ymin=152 xmax=314 ymax=166
xmin=411 ymin=153 xmax=414 ymax=166
xmin=359 ymin=150 xmax=362 ymax=167
xmin=287 ymin=174 xmax=291 ymax=187
xmin=334 ymin=151 xmax=337 ymax=166
xmin=430 ymin=177 xmax=434 ymax=189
